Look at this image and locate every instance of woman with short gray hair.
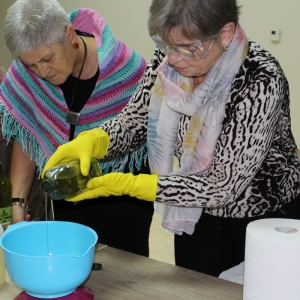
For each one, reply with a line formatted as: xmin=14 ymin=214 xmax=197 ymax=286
xmin=0 ymin=0 xmax=154 ymax=257
xmin=44 ymin=0 xmax=300 ymax=276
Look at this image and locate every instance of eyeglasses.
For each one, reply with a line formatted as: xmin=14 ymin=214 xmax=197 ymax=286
xmin=151 ymin=35 xmax=214 ymax=60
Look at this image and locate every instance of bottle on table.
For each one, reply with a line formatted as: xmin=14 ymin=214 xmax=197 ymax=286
xmin=41 ymin=159 xmax=102 ymax=200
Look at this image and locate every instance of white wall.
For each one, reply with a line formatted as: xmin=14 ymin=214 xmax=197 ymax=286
xmin=0 ymin=0 xmax=299 ymax=144
xmin=238 ymin=0 xmax=300 ymax=146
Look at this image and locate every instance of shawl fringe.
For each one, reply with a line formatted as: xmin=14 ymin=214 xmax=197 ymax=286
xmin=1 ymin=104 xmax=148 ymax=175
xmin=1 ymin=107 xmax=47 ymax=172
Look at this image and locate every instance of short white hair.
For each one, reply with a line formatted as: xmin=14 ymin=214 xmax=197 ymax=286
xmin=4 ymin=0 xmax=71 ymax=57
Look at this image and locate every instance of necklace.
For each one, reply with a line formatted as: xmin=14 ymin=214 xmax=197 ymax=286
xmin=66 ymin=36 xmax=87 ymax=126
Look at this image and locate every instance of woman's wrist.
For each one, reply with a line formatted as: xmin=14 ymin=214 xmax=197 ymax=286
xmin=12 ymin=198 xmax=30 ymax=212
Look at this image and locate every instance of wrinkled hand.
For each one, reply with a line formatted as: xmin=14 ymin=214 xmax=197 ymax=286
xmin=42 ymin=128 xmax=110 ymax=177
xmin=66 ymin=172 xmax=158 ymax=202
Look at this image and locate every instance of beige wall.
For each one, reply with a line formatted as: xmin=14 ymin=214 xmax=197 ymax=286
xmin=238 ymin=0 xmax=300 ymax=146
xmin=0 ymin=0 xmax=15 ymax=70
xmin=1 ymin=0 xmax=299 ymax=144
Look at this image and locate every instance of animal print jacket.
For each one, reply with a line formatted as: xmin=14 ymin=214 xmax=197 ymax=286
xmin=101 ymin=40 xmax=300 ymax=218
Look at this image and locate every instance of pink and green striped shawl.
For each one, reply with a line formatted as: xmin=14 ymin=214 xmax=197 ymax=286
xmin=0 ymin=8 xmax=147 ymax=174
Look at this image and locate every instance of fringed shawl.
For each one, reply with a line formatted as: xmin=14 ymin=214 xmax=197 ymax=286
xmin=0 ymin=8 xmax=147 ymax=174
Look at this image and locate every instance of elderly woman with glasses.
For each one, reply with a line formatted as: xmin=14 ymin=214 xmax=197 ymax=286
xmin=0 ymin=0 xmax=154 ymax=257
xmin=43 ymin=0 xmax=300 ymax=277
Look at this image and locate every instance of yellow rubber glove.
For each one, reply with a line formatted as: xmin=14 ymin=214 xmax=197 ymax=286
xmin=42 ymin=128 xmax=109 ymax=177
xmin=66 ymin=173 xmax=158 ymax=202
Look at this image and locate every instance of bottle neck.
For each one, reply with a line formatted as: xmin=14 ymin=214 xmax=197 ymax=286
xmin=41 ymin=178 xmax=57 ymax=194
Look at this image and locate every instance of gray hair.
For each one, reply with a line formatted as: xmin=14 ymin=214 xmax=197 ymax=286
xmin=4 ymin=0 xmax=71 ymax=57
xmin=148 ymin=0 xmax=241 ymax=42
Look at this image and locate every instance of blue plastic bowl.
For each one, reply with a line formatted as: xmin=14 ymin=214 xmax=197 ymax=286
xmin=0 ymin=221 xmax=97 ymax=298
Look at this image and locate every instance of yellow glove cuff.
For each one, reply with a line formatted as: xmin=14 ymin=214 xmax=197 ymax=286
xmin=130 ymin=174 xmax=158 ymax=202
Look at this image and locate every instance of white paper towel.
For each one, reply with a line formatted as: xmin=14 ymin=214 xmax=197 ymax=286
xmin=243 ymin=218 xmax=300 ymax=300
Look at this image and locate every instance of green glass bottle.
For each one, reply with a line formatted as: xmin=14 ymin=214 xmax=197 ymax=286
xmin=0 ymin=162 xmax=12 ymax=231
xmin=41 ymin=158 xmax=102 ymax=200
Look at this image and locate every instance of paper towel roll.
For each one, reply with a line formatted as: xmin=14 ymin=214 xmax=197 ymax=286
xmin=243 ymin=218 xmax=300 ymax=300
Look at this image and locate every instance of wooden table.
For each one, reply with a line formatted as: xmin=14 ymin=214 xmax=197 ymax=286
xmin=0 ymin=244 xmax=243 ymax=299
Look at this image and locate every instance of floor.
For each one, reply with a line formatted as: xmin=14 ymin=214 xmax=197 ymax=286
xmin=148 ymin=211 xmax=175 ymax=265
xmin=148 ymin=157 xmax=178 ymax=265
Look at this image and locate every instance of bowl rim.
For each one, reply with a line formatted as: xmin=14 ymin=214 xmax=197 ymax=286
xmin=0 ymin=221 xmax=98 ymax=258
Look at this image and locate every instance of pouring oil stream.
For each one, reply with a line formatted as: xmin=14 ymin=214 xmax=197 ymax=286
xmin=44 ymin=193 xmax=55 ymax=256
xmin=44 ymin=193 xmax=50 ymax=256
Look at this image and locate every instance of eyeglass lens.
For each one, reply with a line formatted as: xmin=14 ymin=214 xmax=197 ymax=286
xmin=152 ymin=36 xmax=213 ymax=60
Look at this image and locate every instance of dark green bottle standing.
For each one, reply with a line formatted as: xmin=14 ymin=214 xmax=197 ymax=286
xmin=0 ymin=162 xmax=12 ymax=231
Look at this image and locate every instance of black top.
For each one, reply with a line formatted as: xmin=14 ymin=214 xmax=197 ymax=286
xmin=59 ymin=30 xmax=100 ymax=140
xmin=60 ymin=68 xmax=99 ymax=113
